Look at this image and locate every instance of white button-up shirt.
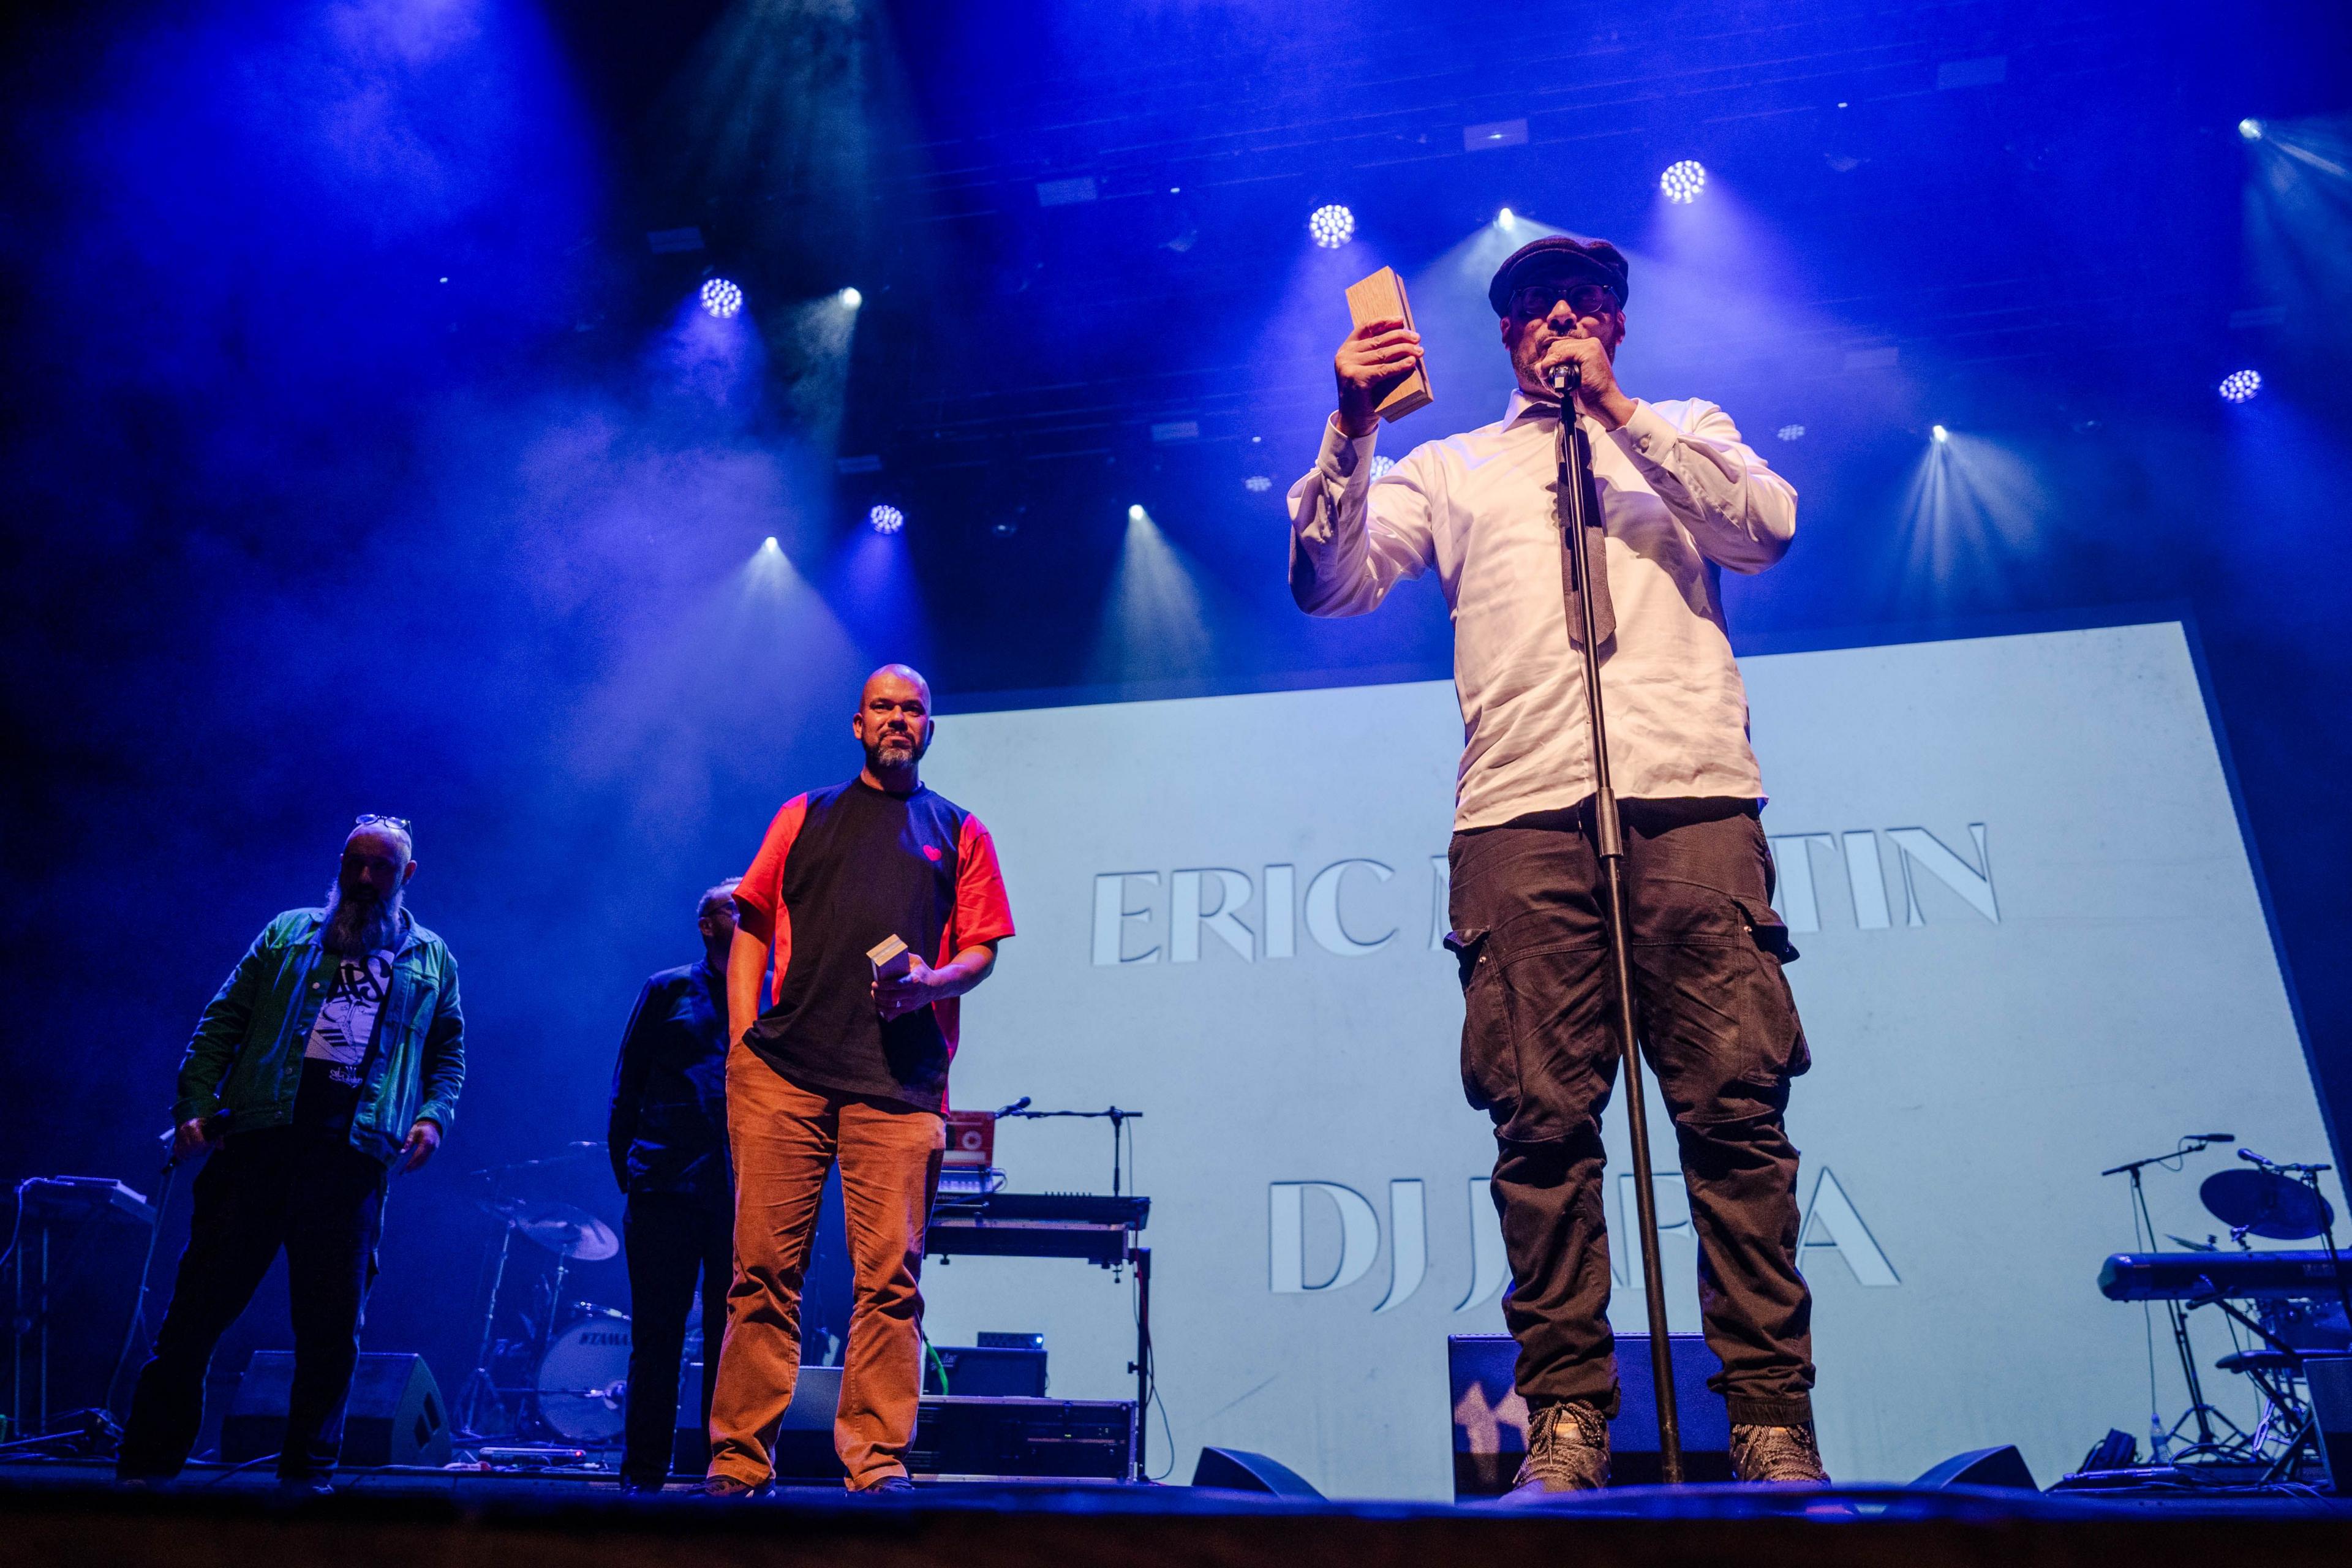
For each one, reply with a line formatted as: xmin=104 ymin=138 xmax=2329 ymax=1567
xmin=1287 ymin=392 xmax=1797 ymax=831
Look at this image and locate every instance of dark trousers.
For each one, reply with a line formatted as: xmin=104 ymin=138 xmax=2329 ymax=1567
xmin=620 ymin=1194 xmax=733 ymax=1486
xmin=116 ymin=1131 xmax=388 ymax=1481
xmin=1447 ymin=797 xmax=1816 ymax=1427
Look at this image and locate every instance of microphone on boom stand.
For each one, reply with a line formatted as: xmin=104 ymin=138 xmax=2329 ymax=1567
xmin=1545 ymin=344 xmax=1684 ymax=1482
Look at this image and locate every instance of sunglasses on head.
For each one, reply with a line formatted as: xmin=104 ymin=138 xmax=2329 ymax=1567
xmin=353 ymin=813 xmax=413 ymax=834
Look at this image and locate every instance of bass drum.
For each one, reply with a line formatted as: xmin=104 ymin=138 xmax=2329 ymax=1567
xmin=537 ymin=1312 xmax=632 ymax=1444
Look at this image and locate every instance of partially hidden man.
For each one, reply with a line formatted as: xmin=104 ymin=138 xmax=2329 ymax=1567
xmin=118 ymin=815 xmax=462 ymax=1491
xmin=606 ymin=878 xmax=741 ymax=1491
xmin=705 ymin=664 xmax=1014 ymax=1495
xmin=1291 ymin=236 xmax=1826 ymax=1488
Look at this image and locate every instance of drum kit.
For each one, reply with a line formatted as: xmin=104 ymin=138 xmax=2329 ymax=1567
xmin=454 ymin=1145 xmax=691 ymax=1448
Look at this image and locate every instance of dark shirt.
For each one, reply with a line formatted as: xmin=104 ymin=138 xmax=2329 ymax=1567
xmin=607 ymin=959 xmax=732 ymax=1210
xmin=734 ymin=779 xmax=1015 ymax=1114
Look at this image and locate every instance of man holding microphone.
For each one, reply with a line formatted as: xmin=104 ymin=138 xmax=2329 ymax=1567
xmin=1289 ymin=236 xmax=1825 ymax=1490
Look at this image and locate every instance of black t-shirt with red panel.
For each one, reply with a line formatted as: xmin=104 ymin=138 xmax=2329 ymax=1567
xmin=734 ymin=778 xmax=1015 ymax=1112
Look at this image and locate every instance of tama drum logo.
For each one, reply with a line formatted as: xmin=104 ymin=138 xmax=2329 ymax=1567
xmin=1090 ymin=824 xmax=1996 ymax=963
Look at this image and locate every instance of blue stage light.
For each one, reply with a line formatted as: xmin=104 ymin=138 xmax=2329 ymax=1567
xmin=1931 ymin=424 xmax=1950 ymax=443
xmin=2219 ymin=369 xmax=2262 ymax=403
xmin=2237 ymin=118 xmax=2264 ymax=141
xmin=699 ymin=277 xmax=744 ymax=318
xmin=869 ymin=503 xmax=905 ymax=534
xmin=1497 ymin=206 xmax=1516 ymax=229
xmin=1370 ymin=456 xmax=1396 ymax=479
xmin=839 ymin=286 xmax=862 ymax=308
xmin=1308 ymin=205 xmax=1355 ymax=249
xmin=1776 ymin=424 xmax=1806 ymax=442
xmin=761 ymin=535 xmax=780 ymax=552
xmin=1660 ymin=160 xmax=1707 ymax=203
xmin=1128 ymin=503 xmax=1147 ymax=522
xmin=1243 ymin=475 xmax=1273 ymax=493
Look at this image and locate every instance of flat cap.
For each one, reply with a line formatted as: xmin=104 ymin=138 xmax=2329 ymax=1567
xmin=1488 ymin=236 xmax=1630 ymax=316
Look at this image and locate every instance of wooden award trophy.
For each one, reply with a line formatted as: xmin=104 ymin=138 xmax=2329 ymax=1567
xmin=1344 ymin=266 xmax=1434 ymax=421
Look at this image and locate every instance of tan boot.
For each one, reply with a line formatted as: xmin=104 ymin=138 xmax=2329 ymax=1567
xmin=1512 ymin=1401 xmax=1611 ymax=1492
xmin=1730 ymin=1421 xmax=1830 ymax=1483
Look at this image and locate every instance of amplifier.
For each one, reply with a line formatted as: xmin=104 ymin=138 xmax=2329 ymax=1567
xmin=1447 ymin=1333 xmax=1731 ymax=1494
xmin=907 ymin=1395 xmax=1134 ymax=1482
xmin=924 ymin=1344 xmax=1047 ymax=1398
xmin=2309 ymin=1355 xmax=2352 ymax=1492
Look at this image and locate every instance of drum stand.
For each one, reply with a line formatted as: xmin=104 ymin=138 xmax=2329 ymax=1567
xmin=458 ymin=1217 xmax=519 ymax=1438
xmin=456 ymin=1212 xmax=583 ymax=1440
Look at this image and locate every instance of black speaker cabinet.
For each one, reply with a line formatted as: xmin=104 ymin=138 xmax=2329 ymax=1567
xmin=221 ymin=1350 xmax=449 ymax=1468
xmin=1192 ymin=1446 xmax=1324 ymax=1497
xmin=2307 ymin=1354 xmax=2352 ymax=1493
xmin=923 ymin=1344 xmax=1048 ymax=1398
xmin=907 ymin=1396 xmax=1134 ymax=1482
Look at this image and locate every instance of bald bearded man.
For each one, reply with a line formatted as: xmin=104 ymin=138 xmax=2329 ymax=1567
xmin=704 ymin=666 xmax=1015 ymax=1496
xmin=118 ymin=815 xmax=462 ymax=1492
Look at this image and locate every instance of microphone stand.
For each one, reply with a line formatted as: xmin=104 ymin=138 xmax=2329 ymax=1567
xmin=1551 ymin=369 xmax=1684 ymax=1483
xmin=2100 ymin=1140 xmax=2231 ymax=1456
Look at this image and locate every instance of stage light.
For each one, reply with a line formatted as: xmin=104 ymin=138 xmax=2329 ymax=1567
xmin=1308 ymin=205 xmax=1355 ymax=249
xmin=2238 ymin=118 xmax=2265 ymax=141
xmin=761 ymin=535 xmax=780 ymax=552
xmin=2219 ymin=369 xmax=2262 ymax=403
xmin=839 ymin=286 xmax=862 ymax=308
xmin=1776 ymin=424 xmax=1806 ymax=442
xmin=1370 ymin=456 xmax=1396 ymax=479
xmin=1497 ymin=206 xmax=1516 ymax=229
xmin=1931 ymin=424 xmax=1950 ymax=443
xmin=1128 ymin=503 xmax=1147 ymax=522
xmin=1243 ymin=475 xmax=1273 ymax=493
xmin=868 ymin=503 xmax=905 ymax=534
xmin=699 ymin=277 xmax=744 ymax=318
xmin=1660 ymin=160 xmax=1707 ymax=203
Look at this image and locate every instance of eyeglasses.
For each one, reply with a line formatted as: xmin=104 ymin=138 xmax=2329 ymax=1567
xmin=1509 ymin=282 xmax=1620 ymax=320
xmin=353 ymin=813 xmax=413 ymax=834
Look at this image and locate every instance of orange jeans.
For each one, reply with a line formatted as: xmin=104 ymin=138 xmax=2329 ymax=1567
xmin=706 ymin=1046 xmax=944 ymax=1488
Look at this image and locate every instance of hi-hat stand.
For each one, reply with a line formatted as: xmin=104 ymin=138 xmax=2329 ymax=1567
xmin=1550 ymin=372 xmax=1684 ymax=1483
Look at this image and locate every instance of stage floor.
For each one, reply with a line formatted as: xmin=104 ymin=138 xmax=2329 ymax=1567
xmin=4 ymin=1457 xmax=2348 ymax=1568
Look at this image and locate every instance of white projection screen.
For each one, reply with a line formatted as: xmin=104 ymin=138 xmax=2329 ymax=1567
xmin=918 ymin=619 xmax=2341 ymax=1498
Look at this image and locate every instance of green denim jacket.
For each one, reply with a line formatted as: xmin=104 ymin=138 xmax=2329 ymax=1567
xmin=173 ymin=907 xmax=465 ymax=1167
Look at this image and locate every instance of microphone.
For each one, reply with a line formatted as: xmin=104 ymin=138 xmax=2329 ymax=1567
xmin=997 ymin=1095 xmax=1032 ymax=1117
xmin=1547 ymin=362 xmax=1579 ymax=398
xmin=2190 ymin=1133 xmax=2235 ymax=1143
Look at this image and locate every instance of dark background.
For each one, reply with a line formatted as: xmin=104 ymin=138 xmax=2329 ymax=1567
xmin=2 ymin=0 xmax=2346 ymax=1436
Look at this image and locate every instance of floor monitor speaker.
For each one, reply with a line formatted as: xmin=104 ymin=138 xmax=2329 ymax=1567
xmin=1191 ymin=1446 xmax=1323 ymax=1498
xmin=221 ymin=1351 xmax=448 ymax=1468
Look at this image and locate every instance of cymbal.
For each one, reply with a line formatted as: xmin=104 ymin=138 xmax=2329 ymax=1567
xmin=2199 ymin=1169 xmax=2334 ymax=1241
xmin=482 ymin=1198 xmax=620 ymax=1261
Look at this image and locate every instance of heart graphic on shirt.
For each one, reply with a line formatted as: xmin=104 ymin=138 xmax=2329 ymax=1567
xmin=924 ymin=845 xmax=943 ymax=862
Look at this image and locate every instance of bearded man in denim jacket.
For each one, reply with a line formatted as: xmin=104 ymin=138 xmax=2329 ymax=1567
xmin=117 ymin=815 xmax=464 ymax=1491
